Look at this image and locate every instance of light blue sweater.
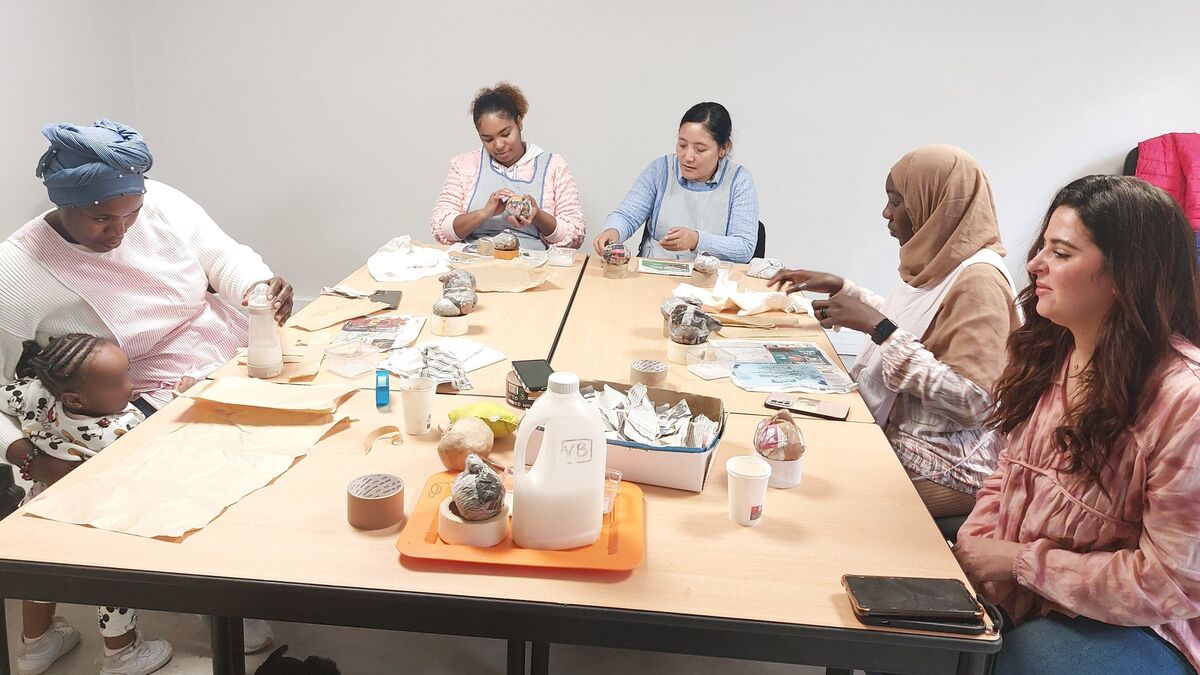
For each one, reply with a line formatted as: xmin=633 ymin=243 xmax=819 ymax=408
xmin=602 ymin=155 xmax=759 ymax=263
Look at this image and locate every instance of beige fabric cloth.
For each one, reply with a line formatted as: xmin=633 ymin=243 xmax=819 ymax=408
xmin=889 ymin=145 xmax=1017 ymax=391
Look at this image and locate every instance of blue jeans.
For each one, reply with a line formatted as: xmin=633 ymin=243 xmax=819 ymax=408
xmin=994 ymin=614 xmax=1194 ymax=675
xmin=870 ymin=613 xmax=1193 ymax=675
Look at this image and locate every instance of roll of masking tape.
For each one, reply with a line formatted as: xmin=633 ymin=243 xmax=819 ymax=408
xmin=667 ymin=339 xmax=702 ymax=365
xmin=431 ymin=315 xmax=468 ymax=337
xmin=630 ymin=359 xmax=668 ymax=387
xmin=438 ymin=497 xmax=509 ymax=547
xmin=347 ymin=473 xmax=405 ymax=530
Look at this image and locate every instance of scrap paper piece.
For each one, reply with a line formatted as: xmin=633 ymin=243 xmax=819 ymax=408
xmin=290 ymin=295 xmax=391 ymax=332
xmin=464 ymin=259 xmax=551 ymax=292
xmin=368 ymin=236 xmax=452 ymax=282
xmin=336 ymin=313 xmax=426 ymax=351
xmin=182 ymin=378 xmax=355 ymax=414
xmin=637 ymin=259 xmax=693 ymax=277
xmin=24 ymin=397 xmax=351 ymax=538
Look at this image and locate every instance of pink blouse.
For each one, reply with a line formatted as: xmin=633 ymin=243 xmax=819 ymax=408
xmin=962 ymin=336 xmax=1200 ymax=669
xmin=430 ymin=148 xmax=586 ymax=248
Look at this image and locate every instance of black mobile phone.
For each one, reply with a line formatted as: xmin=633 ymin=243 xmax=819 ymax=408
xmin=369 ymin=290 xmax=403 ymax=309
xmin=764 ymin=394 xmax=850 ymax=421
xmin=856 ymin=614 xmax=987 ymax=635
xmin=511 ymin=359 xmax=554 ymax=392
xmin=842 ymin=575 xmax=983 ymax=622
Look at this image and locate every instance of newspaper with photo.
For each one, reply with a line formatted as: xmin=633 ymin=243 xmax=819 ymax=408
xmin=711 ymin=340 xmax=857 ymax=394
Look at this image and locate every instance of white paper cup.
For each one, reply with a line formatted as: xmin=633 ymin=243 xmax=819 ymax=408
xmin=764 ymin=456 xmax=803 ymax=489
xmin=726 ymin=455 xmax=772 ymax=526
xmin=398 ymin=376 xmax=436 ymax=435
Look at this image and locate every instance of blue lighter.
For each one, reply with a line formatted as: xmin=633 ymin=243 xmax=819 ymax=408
xmin=375 ymin=368 xmax=390 ymax=408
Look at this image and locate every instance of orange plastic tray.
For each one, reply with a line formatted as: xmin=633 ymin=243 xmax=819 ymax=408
xmin=396 ymin=472 xmax=644 ymax=571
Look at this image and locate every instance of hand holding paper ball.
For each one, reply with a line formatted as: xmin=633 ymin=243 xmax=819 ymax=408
xmin=602 ymin=242 xmax=629 ymax=265
xmin=504 ymin=195 xmax=533 ymax=220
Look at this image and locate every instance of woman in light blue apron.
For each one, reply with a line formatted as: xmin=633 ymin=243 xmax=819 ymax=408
xmin=430 ymin=82 xmax=586 ymax=250
xmin=594 ymin=102 xmax=759 ymax=262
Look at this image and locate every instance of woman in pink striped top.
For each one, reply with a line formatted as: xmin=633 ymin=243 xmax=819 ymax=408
xmin=954 ymin=176 xmax=1200 ymax=673
xmin=430 ymin=82 xmax=586 ymax=250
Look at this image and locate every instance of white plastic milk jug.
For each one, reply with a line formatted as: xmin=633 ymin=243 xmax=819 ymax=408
xmin=245 ymin=282 xmax=283 ymax=378
xmin=512 ymin=372 xmax=607 ymax=550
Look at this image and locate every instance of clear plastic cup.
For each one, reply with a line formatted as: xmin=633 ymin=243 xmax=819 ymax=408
xmin=398 ymin=376 xmax=436 ymax=435
xmin=603 ymin=468 xmax=623 ymax=514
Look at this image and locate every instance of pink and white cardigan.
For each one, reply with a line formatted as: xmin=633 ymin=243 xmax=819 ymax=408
xmin=430 ymin=144 xmax=586 ymax=248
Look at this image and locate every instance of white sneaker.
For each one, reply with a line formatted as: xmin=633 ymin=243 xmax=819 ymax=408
xmin=17 ymin=618 xmax=81 ymax=675
xmin=99 ymin=633 xmax=172 ymax=675
xmin=243 ymin=618 xmax=274 ymax=654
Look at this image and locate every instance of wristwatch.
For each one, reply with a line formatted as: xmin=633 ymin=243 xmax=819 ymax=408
xmin=870 ymin=318 xmax=898 ymax=345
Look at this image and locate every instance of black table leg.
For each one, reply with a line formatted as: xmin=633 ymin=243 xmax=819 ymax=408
xmin=1 ymin=598 xmax=10 ymax=675
xmin=826 ymin=669 xmax=852 ymax=675
xmin=507 ymin=639 xmax=526 ymax=675
xmin=531 ymin=641 xmax=550 ymax=675
xmin=209 ymin=616 xmax=245 ymax=675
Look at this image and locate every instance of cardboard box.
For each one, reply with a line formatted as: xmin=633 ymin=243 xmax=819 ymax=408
xmin=526 ymin=380 xmax=727 ymax=492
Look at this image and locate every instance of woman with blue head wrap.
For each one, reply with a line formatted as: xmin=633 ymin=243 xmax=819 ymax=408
xmin=36 ymin=119 xmax=153 ymax=209
xmin=1 ymin=120 xmax=288 ymax=669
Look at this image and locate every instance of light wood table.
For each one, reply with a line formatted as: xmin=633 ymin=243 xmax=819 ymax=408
xmin=551 ymin=258 xmax=874 ymax=422
xmin=209 ymin=253 xmax=588 ymax=397
xmin=0 ymin=390 xmax=998 ymax=675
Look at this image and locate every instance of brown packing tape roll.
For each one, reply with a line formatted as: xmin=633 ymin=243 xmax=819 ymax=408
xmin=347 ymin=473 xmax=405 ymax=530
xmin=630 ymin=359 xmax=668 ymax=387
xmin=505 ymin=370 xmax=542 ymax=409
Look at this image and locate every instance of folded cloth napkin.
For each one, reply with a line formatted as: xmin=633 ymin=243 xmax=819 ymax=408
xmin=368 ymin=236 xmax=452 ymax=282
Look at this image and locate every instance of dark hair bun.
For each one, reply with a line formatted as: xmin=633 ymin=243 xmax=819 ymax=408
xmin=471 ymin=82 xmax=529 ymax=126
xmin=680 ymin=102 xmax=733 ymax=148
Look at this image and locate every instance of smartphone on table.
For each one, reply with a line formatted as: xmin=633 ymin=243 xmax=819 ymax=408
xmin=842 ymin=575 xmax=989 ymax=635
xmin=764 ymin=394 xmax=850 ymax=421
xmin=511 ymin=359 xmax=554 ymax=392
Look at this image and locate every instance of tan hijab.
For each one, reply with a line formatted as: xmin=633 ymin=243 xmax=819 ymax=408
xmin=892 ymin=145 xmax=1005 ymax=287
xmin=890 ymin=145 xmax=1017 ymax=390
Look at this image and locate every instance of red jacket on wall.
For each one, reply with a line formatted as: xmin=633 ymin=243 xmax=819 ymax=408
xmin=1136 ymin=132 xmax=1200 ymax=232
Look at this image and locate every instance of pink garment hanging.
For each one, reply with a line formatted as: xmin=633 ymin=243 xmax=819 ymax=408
xmin=1136 ymin=132 xmax=1200 ymax=232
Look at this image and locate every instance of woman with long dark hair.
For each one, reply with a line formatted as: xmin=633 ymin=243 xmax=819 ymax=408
xmin=955 ymin=175 xmax=1200 ymax=673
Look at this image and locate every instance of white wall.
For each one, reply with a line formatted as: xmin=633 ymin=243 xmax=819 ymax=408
xmin=4 ymin=1 xmax=1200 ymax=305
xmin=0 ymin=1 xmax=137 ymax=221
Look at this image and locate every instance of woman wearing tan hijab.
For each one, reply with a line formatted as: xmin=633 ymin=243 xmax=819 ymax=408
xmin=770 ymin=145 xmax=1019 ymax=517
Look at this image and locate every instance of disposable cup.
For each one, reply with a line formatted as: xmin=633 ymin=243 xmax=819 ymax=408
xmin=398 ymin=376 xmax=436 ymax=435
xmin=726 ymin=455 xmax=772 ymax=526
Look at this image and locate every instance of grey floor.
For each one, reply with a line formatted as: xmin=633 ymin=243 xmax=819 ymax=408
xmin=5 ymin=600 xmax=831 ymax=674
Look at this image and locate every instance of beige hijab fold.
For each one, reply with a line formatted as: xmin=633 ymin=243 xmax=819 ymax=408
xmin=892 ymin=145 xmax=1005 ymax=288
xmin=890 ymin=145 xmax=1016 ymax=391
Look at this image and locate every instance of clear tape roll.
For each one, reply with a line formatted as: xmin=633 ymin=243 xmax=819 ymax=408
xmin=630 ymin=359 xmax=668 ymax=387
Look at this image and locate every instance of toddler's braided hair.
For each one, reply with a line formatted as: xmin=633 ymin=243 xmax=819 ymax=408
xmin=16 ymin=333 xmax=107 ymax=396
